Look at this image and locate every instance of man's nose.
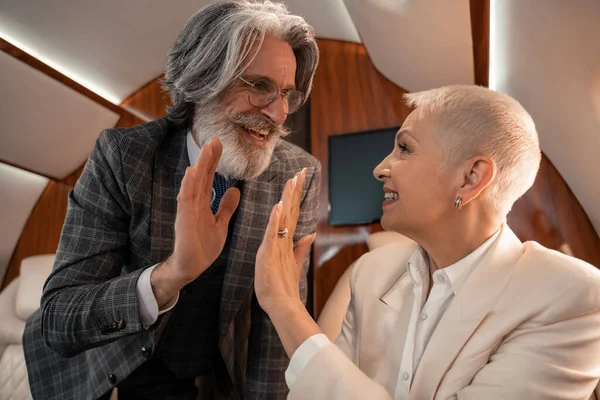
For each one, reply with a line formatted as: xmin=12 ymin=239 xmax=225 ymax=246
xmin=260 ymin=95 xmax=287 ymax=126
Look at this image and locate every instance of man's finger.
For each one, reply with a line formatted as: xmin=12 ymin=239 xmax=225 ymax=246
xmin=205 ymin=138 xmax=223 ymax=196
xmin=216 ymin=187 xmax=241 ymax=226
xmin=177 ymin=167 xmax=194 ymax=203
xmin=193 ymin=140 xmax=213 ymax=201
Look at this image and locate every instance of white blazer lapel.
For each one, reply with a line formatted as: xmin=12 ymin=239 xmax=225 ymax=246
xmin=372 ymin=275 xmax=416 ymax=392
xmin=354 ymin=243 xmax=416 ymax=392
xmin=410 ymin=225 xmax=524 ymax=400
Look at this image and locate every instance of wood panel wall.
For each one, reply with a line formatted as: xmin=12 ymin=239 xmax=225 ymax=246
xmin=2 ymin=181 xmax=71 ymax=287
xmin=121 ymin=79 xmax=170 ymax=121
xmin=470 ymin=0 xmax=490 ymax=87
xmin=509 ymin=155 xmax=600 ymax=266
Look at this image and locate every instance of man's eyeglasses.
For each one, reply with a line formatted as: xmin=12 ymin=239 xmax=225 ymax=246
xmin=238 ymin=77 xmax=304 ymax=115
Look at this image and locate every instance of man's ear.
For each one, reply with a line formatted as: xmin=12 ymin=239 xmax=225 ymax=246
xmin=457 ymin=156 xmax=495 ymax=206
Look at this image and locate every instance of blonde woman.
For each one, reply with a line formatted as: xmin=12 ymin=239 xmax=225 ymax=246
xmin=255 ymin=85 xmax=600 ymax=400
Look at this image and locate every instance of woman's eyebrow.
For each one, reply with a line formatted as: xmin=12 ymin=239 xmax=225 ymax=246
xmin=397 ymin=130 xmax=418 ymax=143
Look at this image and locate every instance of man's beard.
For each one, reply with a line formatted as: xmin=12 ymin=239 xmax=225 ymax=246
xmin=192 ymin=103 xmax=290 ymax=181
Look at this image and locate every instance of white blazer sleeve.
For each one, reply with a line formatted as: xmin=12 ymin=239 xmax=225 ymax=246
xmin=288 ymin=260 xmax=393 ymax=400
xmin=334 ymin=261 xmax=359 ymax=361
xmin=287 ymin=344 xmax=392 ymax=400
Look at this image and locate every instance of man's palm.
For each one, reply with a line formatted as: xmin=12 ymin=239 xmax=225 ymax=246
xmin=169 ymin=138 xmax=240 ymax=284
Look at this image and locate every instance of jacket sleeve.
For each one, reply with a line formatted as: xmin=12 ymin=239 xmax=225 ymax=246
xmin=245 ymin=160 xmax=322 ymax=399
xmin=288 ymin=251 xmax=393 ymax=400
xmin=40 ymin=129 xmax=151 ymax=358
xmin=334 ymin=261 xmax=358 ymax=363
xmin=288 ymin=343 xmax=392 ymax=400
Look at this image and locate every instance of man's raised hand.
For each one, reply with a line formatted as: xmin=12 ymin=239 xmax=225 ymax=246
xmin=151 ymin=137 xmax=240 ymax=308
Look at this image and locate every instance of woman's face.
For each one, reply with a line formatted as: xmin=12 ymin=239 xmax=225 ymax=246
xmin=374 ymin=109 xmax=460 ymax=236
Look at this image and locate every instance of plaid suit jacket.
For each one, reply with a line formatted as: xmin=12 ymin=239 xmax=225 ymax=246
xmin=23 ymin=117 xmax=321 ymax=400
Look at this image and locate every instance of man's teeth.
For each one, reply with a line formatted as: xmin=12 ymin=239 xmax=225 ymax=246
xmin=384 ymin=192 xmax=398 ymax=200
xmin=249 ymin=128 xmax=268 ymax=138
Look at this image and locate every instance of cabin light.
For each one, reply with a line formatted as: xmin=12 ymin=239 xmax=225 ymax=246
xmin=0 ymin=32 xmax=121 ymax=105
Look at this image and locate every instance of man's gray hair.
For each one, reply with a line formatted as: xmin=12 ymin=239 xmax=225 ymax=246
xmin=163 ymin=0 xmax=319 ymax=127
xmin=405 ymin=85 xmax=541 ymax=215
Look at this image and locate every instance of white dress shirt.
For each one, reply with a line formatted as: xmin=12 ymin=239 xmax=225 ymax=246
xmin=135 ymin=131 xmax=201 ymax=327
xmin=285 ymin=230 xmax=501 ymax=398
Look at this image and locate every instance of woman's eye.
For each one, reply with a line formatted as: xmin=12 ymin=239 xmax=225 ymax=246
xmin=397 ymin=142 xmax=409 ymax=153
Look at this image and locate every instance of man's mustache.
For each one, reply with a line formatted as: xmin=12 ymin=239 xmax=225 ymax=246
xmin=230 ymin=113 xmax=290 ymax=138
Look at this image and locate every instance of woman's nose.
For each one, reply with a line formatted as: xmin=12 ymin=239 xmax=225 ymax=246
xmin=373 ymin=158 xmax=391 ymax=182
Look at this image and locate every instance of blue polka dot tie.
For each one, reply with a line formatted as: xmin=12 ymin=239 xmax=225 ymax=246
xmin=211 ymin=173 xmax=232 ymax=214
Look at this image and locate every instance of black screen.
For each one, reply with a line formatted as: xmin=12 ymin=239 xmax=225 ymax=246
xmin=328 ymin=127 xmax=399 ymax=226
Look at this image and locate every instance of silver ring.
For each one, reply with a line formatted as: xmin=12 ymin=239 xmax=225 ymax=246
xmin=277 ymin=228 xmax=289 ymax=238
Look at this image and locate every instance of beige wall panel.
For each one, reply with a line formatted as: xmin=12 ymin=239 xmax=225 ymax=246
xmin=0 ymin=51 xmax=119 ymax=179
xmin=281 ymin=0 xmax=360 ymax=43
xmin=490 ymin=0 xmax=600 ymax=234
xmin=343 ymin=0 xmax=475 ymax=92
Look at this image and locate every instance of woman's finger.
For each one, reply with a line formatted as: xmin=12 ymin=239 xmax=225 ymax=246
xmin=262 ymin=201 xmax=282 ymax=246
xmin=279 ymin=177 xmax=294 ymax=234
xmin=293 ymin=233 xmax=316 ymax=275
xmin=287 ymin=168 xmax=307 ymax=237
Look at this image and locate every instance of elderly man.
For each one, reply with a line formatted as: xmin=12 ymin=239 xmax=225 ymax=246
xmin=254 ymin=85 xmax=600 ymax=399
xmin=23 ymin=1 xmax=320 ymax=399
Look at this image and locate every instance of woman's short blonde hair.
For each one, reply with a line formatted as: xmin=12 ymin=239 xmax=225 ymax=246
xmin=405 ymin=85 xmax=541 ymax=215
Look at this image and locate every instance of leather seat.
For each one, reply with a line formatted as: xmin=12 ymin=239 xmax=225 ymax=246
xmin=0 ymin=254 xmax=54 ymax=400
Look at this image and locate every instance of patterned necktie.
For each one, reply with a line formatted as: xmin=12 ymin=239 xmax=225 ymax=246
xmin=211 ymin=173 xmax=232 ymax=214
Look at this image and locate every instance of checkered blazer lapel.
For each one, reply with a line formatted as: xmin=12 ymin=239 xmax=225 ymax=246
xmin=150 ymin=125 xmax=189 ymax=265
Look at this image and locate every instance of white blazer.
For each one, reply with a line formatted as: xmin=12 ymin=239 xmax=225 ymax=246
xmin=290 ymin=225 xmax=600 ymax=399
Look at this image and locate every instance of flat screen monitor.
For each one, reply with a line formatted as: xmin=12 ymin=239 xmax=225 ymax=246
xmin=328 ymin=126 xmax=399 ymax=226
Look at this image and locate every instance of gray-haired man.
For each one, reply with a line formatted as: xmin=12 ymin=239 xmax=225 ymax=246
xmin=23 ymin=1 xmax=321 ymax=399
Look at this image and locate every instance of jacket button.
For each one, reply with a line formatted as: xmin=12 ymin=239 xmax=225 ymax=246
xmin=109 ymin=374 xmax=117 ymax=385
xmin=141 ymin=346 xmax=151 ymax=358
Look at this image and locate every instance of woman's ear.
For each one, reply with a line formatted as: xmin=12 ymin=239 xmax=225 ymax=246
xmin=458 ymin=156 xmax=495 ymax=206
